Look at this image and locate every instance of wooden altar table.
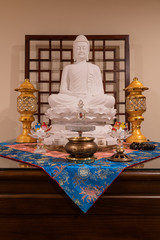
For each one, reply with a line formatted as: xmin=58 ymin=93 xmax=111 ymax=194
xmin=0 ymin=155 xmax=160 ymax=240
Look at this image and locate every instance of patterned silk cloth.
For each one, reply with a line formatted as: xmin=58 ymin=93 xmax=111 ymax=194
xmin=0 ymin=141 xmax=160 ymax=213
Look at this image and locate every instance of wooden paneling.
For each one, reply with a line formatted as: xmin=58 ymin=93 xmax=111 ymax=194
xmin=0 ymin=164 xmax=160 ymax=239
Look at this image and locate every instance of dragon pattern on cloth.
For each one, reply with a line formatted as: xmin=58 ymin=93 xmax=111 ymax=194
xmin=0 ymin=141 xmax=160 ymax=213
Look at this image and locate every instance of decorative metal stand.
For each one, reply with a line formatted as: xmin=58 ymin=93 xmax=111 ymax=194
xmin=29 ymin=124 xmax=52 ymax=153
xmin=108 ymin=122 xmax=133 ymax=162
xmin=109 ymin=146 xmax=132 ymax=162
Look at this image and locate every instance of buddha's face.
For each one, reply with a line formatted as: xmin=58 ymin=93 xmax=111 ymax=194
xmin=73 ymin=42 xmax=89 ymax=62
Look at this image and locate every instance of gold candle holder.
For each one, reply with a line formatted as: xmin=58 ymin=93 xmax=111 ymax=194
xmin=124 ymin=77 xmax=148 ymax=143
xmin=15 ymin=79 xmax=38 ymax=143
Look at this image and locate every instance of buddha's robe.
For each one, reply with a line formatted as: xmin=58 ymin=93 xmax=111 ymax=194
xmin=48 ymin=61 xmax=115 ymax=109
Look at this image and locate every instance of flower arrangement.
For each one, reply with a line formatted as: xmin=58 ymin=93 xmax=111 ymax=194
xmin=111 ymin=122 xmax=130 ymax=141
xmin=109 ymin=122 xmax=131 ymax=153
xmin=29 ymin=122 xmax=52 ymax=153
xmin=108 ymin=122 xmax=132 ymax=162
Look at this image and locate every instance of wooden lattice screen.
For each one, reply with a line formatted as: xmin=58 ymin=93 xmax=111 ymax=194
xmin=25 ymin=35 xmax=130 ymax=124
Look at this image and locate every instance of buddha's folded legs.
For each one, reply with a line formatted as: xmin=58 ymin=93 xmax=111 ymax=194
xmin=48 ymin=93 xmax=115 ymax=110
xmin=48 ymin=94 xmax=80 ymax=107
xmin=86 ymin=95 xmax=115 ymax=108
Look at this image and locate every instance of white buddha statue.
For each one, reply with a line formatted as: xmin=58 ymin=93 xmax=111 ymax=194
xmin=46 ymin=35 xmax=116 ymax=123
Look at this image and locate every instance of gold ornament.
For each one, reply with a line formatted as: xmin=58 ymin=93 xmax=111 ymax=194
xmin=15 ymin=79 xmax=38 ymax=143
xmin=124 ymin=77 xmax=148 ymax=143
xmin=65 ymin=137 xmax=97 ymax=163
xmin=109 ymin=145 xmax=133 ymax=162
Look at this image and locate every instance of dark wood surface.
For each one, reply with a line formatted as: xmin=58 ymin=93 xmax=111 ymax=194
xmin=0 ymin=156 xmax=160 ymax=240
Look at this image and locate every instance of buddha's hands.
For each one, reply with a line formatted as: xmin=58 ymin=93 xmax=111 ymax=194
xmin=73 ymin=93 xmax=87 ymax=98
xmin=60 ymin=89 xmax=87 ymax=98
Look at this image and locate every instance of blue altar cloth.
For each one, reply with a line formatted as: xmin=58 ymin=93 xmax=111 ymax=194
xmin=0 ymin=141 xmax=160 ymax=213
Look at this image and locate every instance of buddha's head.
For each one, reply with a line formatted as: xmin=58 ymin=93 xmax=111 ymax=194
xmin=73 ymin=35 xmax=90 ymax=62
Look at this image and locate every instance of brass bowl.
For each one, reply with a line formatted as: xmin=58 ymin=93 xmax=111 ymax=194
xmin=65 ymin=137 xmax=97 ymax=162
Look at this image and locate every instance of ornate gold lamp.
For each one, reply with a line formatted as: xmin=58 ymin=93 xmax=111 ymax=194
xmin=124 ymin=77 xmax=148 ymax=143
xmin=15 ymin=79 xmax=38 ymax=143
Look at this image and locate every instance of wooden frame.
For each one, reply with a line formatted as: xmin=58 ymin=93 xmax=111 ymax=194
xmin=25 ymin=35 xmax=130 ymax=124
